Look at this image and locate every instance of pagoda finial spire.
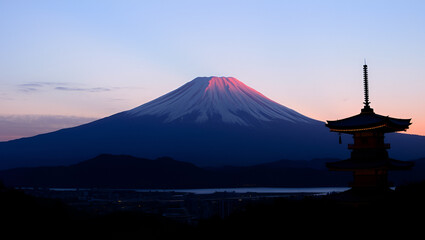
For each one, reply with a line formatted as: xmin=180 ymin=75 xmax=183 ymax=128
xmin=362 ymin=60 xmax=372 ymax=113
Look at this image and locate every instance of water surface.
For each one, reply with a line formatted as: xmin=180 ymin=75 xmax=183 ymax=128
xmin=133 ymin=187 xmax=350 ymax=194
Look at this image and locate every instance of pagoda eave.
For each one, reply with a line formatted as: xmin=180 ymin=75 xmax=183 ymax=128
xmin=325 ymin=111 xmax=411 ymax=134
xmin=327 ymin=125 xmax=409 ymax=134
xmin=326 ymin=119 xmax=411 ymax=133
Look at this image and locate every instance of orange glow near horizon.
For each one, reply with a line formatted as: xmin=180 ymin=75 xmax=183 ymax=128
xmin=406 ymin=122 xmax=425 ymax=136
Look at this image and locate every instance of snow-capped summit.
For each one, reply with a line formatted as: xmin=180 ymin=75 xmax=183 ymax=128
xmin=126 ymin=77 xmax=314 ymax=126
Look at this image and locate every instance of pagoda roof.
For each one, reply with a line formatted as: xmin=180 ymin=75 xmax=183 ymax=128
xmin=326 ymin=158 xmax=414 ymax=171
xmin=325 ymin=107 xmax=411 ymax=133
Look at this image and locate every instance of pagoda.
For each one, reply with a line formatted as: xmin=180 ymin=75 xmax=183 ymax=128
xmin=325 ymin=62 xmax=414 ymax=191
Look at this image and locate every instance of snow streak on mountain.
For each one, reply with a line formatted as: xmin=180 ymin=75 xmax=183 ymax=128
xmin=126 ymin=77 xmax=315 ymax=126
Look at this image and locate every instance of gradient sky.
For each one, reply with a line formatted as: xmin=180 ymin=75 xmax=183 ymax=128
xmin=1 ymin=0 xmax=425 ymax=140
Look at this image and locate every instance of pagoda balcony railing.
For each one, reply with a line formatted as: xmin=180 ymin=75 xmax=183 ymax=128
xmin=348 ymin=143 xmax=390 ymax=149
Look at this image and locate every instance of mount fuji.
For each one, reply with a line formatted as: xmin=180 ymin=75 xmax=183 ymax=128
xmin=0 ymin=77 xmax=424 ymax=170
xmin=126 ymin=77 xmax=314 ymax=126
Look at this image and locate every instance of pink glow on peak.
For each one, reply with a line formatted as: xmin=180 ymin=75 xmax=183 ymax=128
xmin=204 ymin=76 xmax=270 ymax=99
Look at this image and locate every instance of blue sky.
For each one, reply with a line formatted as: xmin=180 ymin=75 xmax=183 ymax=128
xmin=1 ymin=0 xmax=425 ymax=140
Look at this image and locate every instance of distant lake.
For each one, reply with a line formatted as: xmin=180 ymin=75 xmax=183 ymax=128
xmin=133 ymin=187 xmax=351 ymax=195
xmin=39 ymin=187 xmax=350 ymax=194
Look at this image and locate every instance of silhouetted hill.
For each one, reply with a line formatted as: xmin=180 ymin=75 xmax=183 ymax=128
xmin=0 ymin=154 xmax=351 ymax=188
xmin=389 ymin=157 xmax=425 ymax=185
xmin=206 ymin=158 xmax=351 ymax=187
xmin=0 ymin=154 xmax=220 ymax=189
xmin=0 ymin=154 xmax=423 ymax=189
xmin=256 ymin=157 xmax=338 ymax=169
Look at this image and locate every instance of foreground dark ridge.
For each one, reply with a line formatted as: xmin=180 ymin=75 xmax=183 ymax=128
xmin=2 ymin=180 xmax=425 ymax=235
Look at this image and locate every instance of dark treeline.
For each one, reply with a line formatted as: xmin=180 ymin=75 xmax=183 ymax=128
xmin=2 ymin=181 xmax=425 ymax=236
xmin=2 ymin=154 xmax=424 ymax=189
xmin=0 ymin=154 xmax=362 ymax=188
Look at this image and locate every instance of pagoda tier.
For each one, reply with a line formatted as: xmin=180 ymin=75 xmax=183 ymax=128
xmin=327 ymin=158 xmax=414 ymax=171
xmin=327 ymin=158 xmax=413 ymax=189
xmin=326 ymin=107 xmax=411 ymax=134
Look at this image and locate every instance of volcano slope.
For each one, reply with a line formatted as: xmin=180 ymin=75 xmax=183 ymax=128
xmin=0 ymin=77 xmax=422 ymax=169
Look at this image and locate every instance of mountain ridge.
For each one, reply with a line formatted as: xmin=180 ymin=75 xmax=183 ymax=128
xmin=0 ymin=76 xmax=424 ymax=169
